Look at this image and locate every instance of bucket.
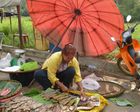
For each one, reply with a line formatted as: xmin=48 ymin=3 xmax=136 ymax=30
xmin=14 ymin=49 xmax=25 ymax=56
xmin=9 ymin=72 xmax=34 ymax=87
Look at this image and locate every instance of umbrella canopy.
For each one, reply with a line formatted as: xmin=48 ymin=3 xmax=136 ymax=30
xmin=27 ymin=0 xmax=124 ymax=56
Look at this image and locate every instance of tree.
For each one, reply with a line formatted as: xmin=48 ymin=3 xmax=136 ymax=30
xmin=20 ymin=0 xmax=29 ymax=16
xmin=116 ymin=0 xmax=140 ymax=21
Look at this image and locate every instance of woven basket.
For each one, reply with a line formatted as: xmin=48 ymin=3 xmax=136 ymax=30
xmin=84 ymin=81 xmax=125 ymax=98
xmin=0 ymin=105 xmax=5 ymax=112
xmin=0 ymin=80 xmax=22 ymax=101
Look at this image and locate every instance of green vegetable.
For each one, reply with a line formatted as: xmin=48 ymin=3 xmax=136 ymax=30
xmin=23 ymin=88 xmax=41 ymax=97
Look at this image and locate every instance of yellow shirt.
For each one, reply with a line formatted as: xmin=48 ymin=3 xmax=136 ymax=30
xmin=42 ymin=52 xmax=82 ymax=85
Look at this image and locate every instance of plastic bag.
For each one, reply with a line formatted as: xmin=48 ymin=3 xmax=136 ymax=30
xmin=82 ymin=78 xmax=100 ymax=90
xmin=0 ymin=53 xmax=12 ymax=68
xmin=20 ymin=61 xmax=39 ymax=71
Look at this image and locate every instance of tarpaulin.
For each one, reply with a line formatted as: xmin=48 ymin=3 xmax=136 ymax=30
xmin=0 ymin=0 xmax=21 ymax=8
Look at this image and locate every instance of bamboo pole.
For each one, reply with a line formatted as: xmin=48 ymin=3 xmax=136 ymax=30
xmin=17 ymin=5 xmax=23 ymax=48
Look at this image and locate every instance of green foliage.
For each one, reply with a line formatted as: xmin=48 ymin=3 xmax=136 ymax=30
xmin=132 ymin=24 xmax=140 ymax=39
xmin=0 ymin=17 xmax=35 ymax=48
xmin=116 ymin=0 xmax=140 ymax=21
xmin=133 ymin=6 xmax=140 ymax=22
xmin=21 ymin=0 xmax=29 ymax=16
xmin=1 ymin=26 xmax=10 ymax=36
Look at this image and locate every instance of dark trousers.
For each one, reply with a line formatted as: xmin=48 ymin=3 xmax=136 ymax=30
xmin=128 ymin=46 xmax=140 ymax=63
xmin=34 ymin=67 xmax=75 ymax=90
xmin=128 ymin=46 xmax=140 ymax=79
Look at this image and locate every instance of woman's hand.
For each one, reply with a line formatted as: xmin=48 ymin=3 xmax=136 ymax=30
xmin=55 ymin=81 xmax=69 ymax=92
xmin=80 ymin=89 xmax=85 ymax=96
xmin=60 ymin=84 xmax=69 ymax=92
xmin=76 ymin=81 xmax=85 ymax=96
xmin=80 ymin=89 xmax=88 ymax=101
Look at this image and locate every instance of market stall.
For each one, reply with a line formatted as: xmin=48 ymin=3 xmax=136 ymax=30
xmin=1 ymin=88 xmax=108 ymax=112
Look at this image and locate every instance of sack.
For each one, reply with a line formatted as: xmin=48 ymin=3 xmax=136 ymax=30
xmin=20 ymin=61 xmax=39 ymax=71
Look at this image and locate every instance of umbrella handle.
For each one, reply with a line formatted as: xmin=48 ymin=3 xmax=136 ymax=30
xmin=48 ymin=15 xmax=77 ymax=57
xmin=57 ymin=15 xmax=76 ymax=46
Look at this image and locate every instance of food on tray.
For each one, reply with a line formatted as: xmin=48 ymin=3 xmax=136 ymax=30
xmin=42 ymin=88 xmax=102 ymax=111
xmin=0 ymin=88 xmax=11 ymax=96
xmin=77 ymin=96 xmax=100 ymax=110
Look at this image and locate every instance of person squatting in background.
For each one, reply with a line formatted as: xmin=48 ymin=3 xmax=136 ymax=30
xmin=34 ymin=44 xmax=84 ymax=96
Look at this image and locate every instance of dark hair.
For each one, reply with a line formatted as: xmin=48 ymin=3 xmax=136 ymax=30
xmin=62 ymin=44 xmax=76 ymax=55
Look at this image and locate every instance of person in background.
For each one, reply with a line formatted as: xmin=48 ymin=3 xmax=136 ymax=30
xmin=34 ymin=44 xmax=84 ymax=95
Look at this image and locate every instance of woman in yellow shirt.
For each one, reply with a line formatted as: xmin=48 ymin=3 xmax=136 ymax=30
xmin=34 ymin=44 xmax=84 ymax=95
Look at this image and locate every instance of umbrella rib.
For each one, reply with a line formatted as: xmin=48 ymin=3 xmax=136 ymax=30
xmin=30 ymin=0 xmax=71 ymax=10
xmin=59 ymin=0 xmax=72 ymax=8
xmin=76 ymin=0 xmax=78 ymax=8
xmin=83 ymin=10 xmax=121 ymax=15
xmin=70 ymin=0 xmax=76 ymax=8
xmin=35 ymin=12 xmax=73 ymax=26
xmin=63 ymin=0 xmax=75 ymax=10
xmin=71 ymin=16 xmax=84 ymax=51
xmin=79 ymin=0 xmax=86 ymax=9
xmin=71 ymin=17 xmax=78 ymax=44
xmin=80 ymin=0 xmax=121 ymax=17
xmin=94 ymin=30 xmax=112 ymax=52
xmin=50 ymin=16 xmax=76 ymax=54
xmin=82 ymin=15 xmax=113 ymax=37
xmin=79 ymin=16 xmax=99 ymax=55
xmin=30 ymin=9 xmax=70 ymax=14
xmin=82 ymin=13 xmax=123 ymax=31
xmin=45 ymin=15 xmax=75 ymax=37
xmin=78 ymin=17 xmax=86 ymax=56
xmin=81 ymin=16 xmax=113 ymax=51
xmin=81 ymin=0 xmax=105 ymax=10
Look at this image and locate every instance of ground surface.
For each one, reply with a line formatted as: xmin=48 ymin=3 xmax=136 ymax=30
xmin=78 ymin=57 xmax=140 ymax=112
xmin=0 ymin=50 xmax=140 ymax=112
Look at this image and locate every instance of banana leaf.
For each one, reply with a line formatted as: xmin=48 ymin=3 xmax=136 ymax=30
xmin=23 ymin=88 xmax=41 ymax=97
xmin=24 ymin=88 xmax=56 ymax=104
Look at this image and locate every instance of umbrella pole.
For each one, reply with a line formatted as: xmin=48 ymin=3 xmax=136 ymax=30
xmin=49 ymin=16 xmax=76 ymax=56
xmin=76 ymin=52 xmax=79 ymax=61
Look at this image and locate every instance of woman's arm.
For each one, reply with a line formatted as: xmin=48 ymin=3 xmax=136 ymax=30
xmin=76 ymin=81 xmax=85 ymax=96
xmin=55 ymin=80 xmax=69 ymax=92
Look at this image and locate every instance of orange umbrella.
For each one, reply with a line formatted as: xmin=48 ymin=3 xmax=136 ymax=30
xmin=27 ymin=0 xmax=124 ymax=56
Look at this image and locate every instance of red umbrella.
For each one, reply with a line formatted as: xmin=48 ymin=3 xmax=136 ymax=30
xmin=27 ymin=0 xmax=124 ymax=56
